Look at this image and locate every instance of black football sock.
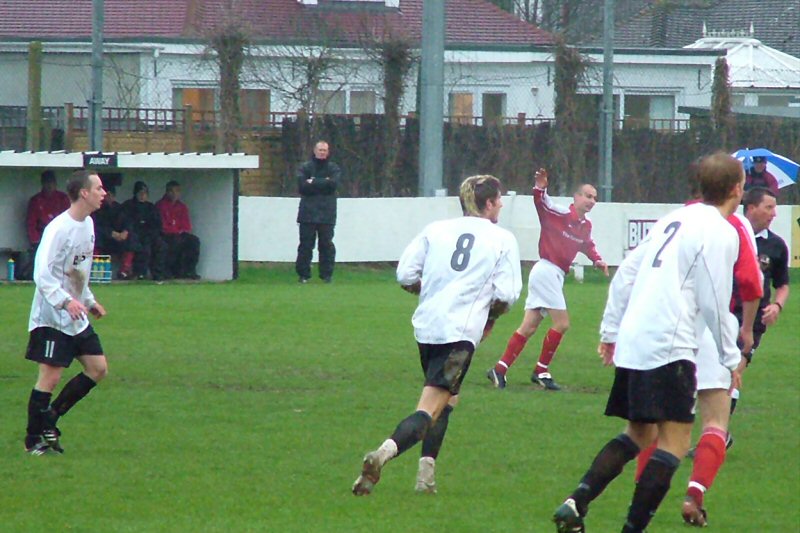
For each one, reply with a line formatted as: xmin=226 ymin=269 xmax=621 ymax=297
xmin=624 ymin=449 xmax=680 ymax=532
xmin=729 ymin=397 xmax=737 ymax=415
xmin=27 ymin=389 xmax=52 ymax=437
xmin=390 ymin=410 xmax=432 ymax=456
xmin=421 ymin=405 xmax=453 ymax=459
xmin=571 ymin=433 xmax=640 ymax=516
xmin=51 ymin=373 xmax=97 ymax=418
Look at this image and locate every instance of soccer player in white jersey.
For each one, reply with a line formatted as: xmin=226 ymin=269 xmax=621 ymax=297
xmin=23 ymin=169 xmax=108 ymax=455
xmin=631 ymin=173 xmax=763 ymax=526
xmin=552 ymin=152 xmax=745 ymax=533
xmin=352 ymin=175 xmax=522 ymax=496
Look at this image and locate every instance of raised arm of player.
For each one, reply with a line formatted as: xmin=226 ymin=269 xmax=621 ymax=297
xmin=534 ymin=168 xmax=548 ymax=189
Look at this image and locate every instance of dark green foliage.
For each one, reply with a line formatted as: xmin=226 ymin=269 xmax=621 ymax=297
xmin=711 ymin=57 xmax=734 ymax=144
xmin=209 ymin=22 xmax=248 ymax=153
xmin=279 ymin=112 xmax=799 ymax=204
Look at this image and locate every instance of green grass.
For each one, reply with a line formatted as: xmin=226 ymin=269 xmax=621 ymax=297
xmin=0 ymin=264 xmax=797 ymax=532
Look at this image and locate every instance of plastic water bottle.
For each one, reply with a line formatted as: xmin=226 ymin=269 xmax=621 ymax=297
xmin=104 ymin=257 xmax=112 ymax=281
xmin=7 ymin=258 xmax=14 ymax=281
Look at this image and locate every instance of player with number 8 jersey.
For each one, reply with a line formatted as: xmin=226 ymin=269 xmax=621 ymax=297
xmin=352 ymin=175 xmax=522 ymax=496
xmin=397 ymin=213 xmax=521 ymax=347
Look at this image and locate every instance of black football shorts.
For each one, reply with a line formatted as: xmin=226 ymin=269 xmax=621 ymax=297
xmin=25 ymin=326 xmax=104 ymax=368
xmin=418 ymin=340 xmax=475 ymax=395
xmin=604 ymin=359 xmax=697 ymax=424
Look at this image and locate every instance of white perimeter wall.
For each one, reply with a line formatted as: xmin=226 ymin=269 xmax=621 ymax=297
xmin=239 ymin=195 xmax=798 ymax=266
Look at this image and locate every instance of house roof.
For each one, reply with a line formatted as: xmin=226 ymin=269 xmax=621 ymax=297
xmin=0 ymin=0 xmax=553 ymax=48
xmin=580 ymin=0 xmax=800 ymax=59
xmin=685 ymin=36 xmax=800 ymax=89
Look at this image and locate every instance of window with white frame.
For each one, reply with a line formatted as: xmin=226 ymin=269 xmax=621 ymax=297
xmin=315 ymin=90 xmax=346 ymax=114
xmin=449 ymin=92 xmax=474 ymax=124
xmin=350 ymin=90 xmax=377 ymax=114
xmin=759 ymin=94 xmax=794 ymax=107
xmin=299 ymin=0 xmax=399 ymax=6
xmin=624 ymin=94 xmax=674 ymax=130
xmin=482 ymin=93 xmax=506 ymax=126
xmin=241 ymin=89 xmax=271 ymax=126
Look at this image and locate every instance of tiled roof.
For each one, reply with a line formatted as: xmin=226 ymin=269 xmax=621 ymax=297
xmin=0 ymin=0 xmax=553 ymax=48
xmin=0 ymin=0 xmax=191 ymax=38
xmin=581 ymin=0 xmax=799 ymax=58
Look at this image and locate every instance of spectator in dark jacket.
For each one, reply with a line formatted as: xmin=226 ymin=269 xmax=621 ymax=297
xmin=295 ymin=140 xmax=341 ymax=283
xmin=92 ymin=184 xmax=136 ymax=279
xmin=122 ymin=180 xmax=167 ymax=280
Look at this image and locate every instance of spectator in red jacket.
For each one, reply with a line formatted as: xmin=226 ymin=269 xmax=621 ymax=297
xmin=19 ymin=170 xmax=70 ymax=279
xmin=155 ymin=180 xmax=200 ymax=279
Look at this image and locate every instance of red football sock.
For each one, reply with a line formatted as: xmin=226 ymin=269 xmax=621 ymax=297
xmin=495 ymin=332 xmax=529 ymax=374
xmin=687 ymin=428 xmax=727 ymax=506
xmin=635 ymin=441 xmax=657 ymax=482
xmin=535 ymin=328 xmax=563 ymax=375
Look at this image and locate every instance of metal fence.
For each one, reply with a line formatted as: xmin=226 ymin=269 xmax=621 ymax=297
xmin=0 ymin=105 xmax=694 ymax=135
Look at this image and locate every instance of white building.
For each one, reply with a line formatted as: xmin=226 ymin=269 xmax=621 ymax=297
xmin=685 ymin=28 xmax=800 ymax=111
xmin=0 ymin=0 xmax=722 ymax=130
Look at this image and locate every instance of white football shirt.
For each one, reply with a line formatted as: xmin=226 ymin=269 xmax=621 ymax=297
xmin=397 ymin=216 xmax=522 ymax=347
xmin=600 ymin=202 xmax=740 ymax=371
xmin=29 ymin=210 xmax=97 ymax=336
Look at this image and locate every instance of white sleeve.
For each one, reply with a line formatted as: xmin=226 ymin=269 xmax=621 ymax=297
xmin=81 ymin=284 xmax=97 ymax=309
xmin=599 ymin=240 xmax=648 ymax=343
xmin=695 ymin=230 xmax=741 ymax=371
xmin=492 ymin=235 xmax=522 ymax=306
xmin=396 ymin=231 xmax=428 ymax=286
xmin=33 ymin=227 xmax=72 ymax=309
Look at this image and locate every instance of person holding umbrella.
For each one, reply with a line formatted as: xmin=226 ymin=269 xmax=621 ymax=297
xmin=744 ymin=155 xmax=779 ymax=195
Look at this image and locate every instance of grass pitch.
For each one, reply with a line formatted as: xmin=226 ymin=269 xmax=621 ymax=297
xmin=0 ymin=264 xmax=797 ymax=532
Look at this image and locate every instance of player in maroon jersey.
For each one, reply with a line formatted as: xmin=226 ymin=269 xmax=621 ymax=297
xmin=487 ymin=168 xmax=608 ymax=391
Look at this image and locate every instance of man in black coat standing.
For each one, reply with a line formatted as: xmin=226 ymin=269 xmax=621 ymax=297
xmin=296 ymin=140 xmax=341 ymax=283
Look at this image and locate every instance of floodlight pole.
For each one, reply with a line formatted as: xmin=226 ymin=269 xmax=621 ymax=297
xmin=599 ymin=0 xmax=614 ymax=202
xmin=418 ymin=0 xmax=445 ymax=197
xmin=89 ymin=0 xmax=104 ymax=151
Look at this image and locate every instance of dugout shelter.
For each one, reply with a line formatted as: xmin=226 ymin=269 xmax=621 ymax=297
xmin=0 ymin=150 xmax=259 ymax=281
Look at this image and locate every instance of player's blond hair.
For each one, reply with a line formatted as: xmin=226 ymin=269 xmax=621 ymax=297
xmin=459 ymin=175 xmax=501 ymax=216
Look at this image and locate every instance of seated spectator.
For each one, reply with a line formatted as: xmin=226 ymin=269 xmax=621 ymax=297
xmin=92 ymin=184 xmax=136 ymax=279
xmin=155 ymin=180 xmax=201 ymax=280
xmin=19 ymin=170 xmax=70 ymax=279
xmin=122 ymin=180 xmax=168 ymax=280
xmin=744 ymin=156 xmax=779 ymax=196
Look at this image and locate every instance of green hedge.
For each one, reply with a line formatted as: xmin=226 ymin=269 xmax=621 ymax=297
xmin=281 ymin=115 xmax=800 ymax=204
